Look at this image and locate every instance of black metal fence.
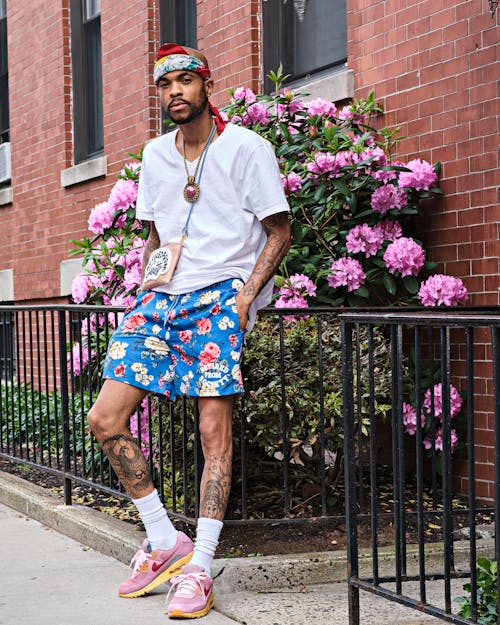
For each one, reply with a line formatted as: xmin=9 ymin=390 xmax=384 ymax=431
xmin=0 ymin=303 xmax=363 ymax=526
xmin=2 ymin=304 xmax=500 ymax=625
xmin=341 ymin=310 xmax=500 ymax=625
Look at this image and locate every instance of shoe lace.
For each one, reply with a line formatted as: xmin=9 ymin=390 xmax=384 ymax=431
xmin=165 ymin=571 xmax=210 ymax=604
xmin=129 ymin=548 xmax=151 ymax=575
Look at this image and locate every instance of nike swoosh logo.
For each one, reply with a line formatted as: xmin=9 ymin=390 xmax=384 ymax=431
xmin=151 ymin=555 xmax=180 ymax=573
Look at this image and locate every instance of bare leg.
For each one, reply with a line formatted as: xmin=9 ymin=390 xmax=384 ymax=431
xmin=87 ymin=379 xmax=152 ymax=499
xmin=197 ymin=396 xmax=234 ymax=520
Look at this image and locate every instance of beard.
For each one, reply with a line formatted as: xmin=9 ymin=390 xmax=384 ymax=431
xmin=166 ymin=92 xmax=209 ymax=125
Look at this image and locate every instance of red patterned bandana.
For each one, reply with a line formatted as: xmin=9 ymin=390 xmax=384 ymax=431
xmin=154 ymin=43 xmax=225 ymax=133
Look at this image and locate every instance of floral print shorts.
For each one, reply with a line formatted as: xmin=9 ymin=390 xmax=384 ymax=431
xmin=102 ymin=278 xmax=245 ymax=401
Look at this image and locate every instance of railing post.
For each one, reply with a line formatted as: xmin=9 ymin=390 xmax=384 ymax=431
xmin=57 ymin=309 xmax=72 ymax=505
xmin=342 ymin=318 xmax=359 ymax=625
xmin=490 ymin=324 xmax=500 ymax=625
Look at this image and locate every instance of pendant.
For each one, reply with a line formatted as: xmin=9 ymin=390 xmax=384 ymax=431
xmin=183 ymin=177 xmax=200 ymax=203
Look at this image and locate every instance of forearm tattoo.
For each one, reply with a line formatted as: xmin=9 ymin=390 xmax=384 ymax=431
xmin=141 ymin=224 xmax=161 ymax=280
xmin=242 ymin=213 xmax=291 ymax=300
xmin=200 ymin=453 xmax=232 ymax=519
xmin=102 ymin=433 xmax=153 ymax=494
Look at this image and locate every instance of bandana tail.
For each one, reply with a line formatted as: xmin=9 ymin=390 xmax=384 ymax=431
xmin=209 ymin=102 xmax=226 ymax=134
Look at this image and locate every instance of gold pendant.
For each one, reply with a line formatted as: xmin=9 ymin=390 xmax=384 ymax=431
xmin=183 ymin=177 xmax=200 ymax=203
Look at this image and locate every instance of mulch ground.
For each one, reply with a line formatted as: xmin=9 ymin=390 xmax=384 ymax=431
xmin=0 ymin=458 xmax=490 ymax=558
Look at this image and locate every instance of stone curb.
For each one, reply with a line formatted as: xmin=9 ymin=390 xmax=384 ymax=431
xmin=0 ymin=470 xmax=494 ymax=594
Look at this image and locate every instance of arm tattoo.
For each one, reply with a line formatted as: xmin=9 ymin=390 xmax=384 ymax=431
xmin=242 ymin=212 xmax=291 ymax=300
xmin=102 ymin=433 xmax=153 ymax=494
xmin=141 ymin=223 xmax=161 ymax=280
xmin=200 ymin=453 xmax=232 ymax=519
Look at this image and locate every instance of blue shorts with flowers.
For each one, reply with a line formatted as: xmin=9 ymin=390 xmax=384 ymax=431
xmin=102 ymin=278 xmax=245 ymax=401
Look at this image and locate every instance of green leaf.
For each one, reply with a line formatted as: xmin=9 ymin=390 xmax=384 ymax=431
xmin=383 ymin=274 xmax=397 ymax=295
xmin=403 ymin=276 xmax=419 ymax=295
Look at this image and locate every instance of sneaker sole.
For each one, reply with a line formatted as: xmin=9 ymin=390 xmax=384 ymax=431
xmin=119 ymin=551 xmax=193 ymax=599
xmin=167 ymin=591 xmax=214 ymax=619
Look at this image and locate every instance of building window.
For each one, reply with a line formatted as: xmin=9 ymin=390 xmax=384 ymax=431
xmin=70 ymin=0 xmax=104 ymax=163
xmin=263 ymin=0 xmax=347 ymax=89
xmin=159 ymin=0 xmax=197 ymax=133
xmin=159 ymin=0 xmax=197 ymax=49
xmin=0 ymin=0 xmax=9 ymax=144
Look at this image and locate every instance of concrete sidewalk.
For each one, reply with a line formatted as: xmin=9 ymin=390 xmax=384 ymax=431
xmin=0 ymin=470 xmax=475 ymax=625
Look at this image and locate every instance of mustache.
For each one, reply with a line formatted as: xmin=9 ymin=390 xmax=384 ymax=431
xmin=168 ymin=98 xmax=189 ymax=110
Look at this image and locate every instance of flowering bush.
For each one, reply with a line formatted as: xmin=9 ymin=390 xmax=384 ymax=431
xmin=402 ymin=383 xmax=464 ymax=455
xmin=223 ymin=68 xmax=468 ymax=310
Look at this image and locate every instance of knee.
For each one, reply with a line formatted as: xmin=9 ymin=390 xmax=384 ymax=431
xmin=87 ymin=404 xmax=117 ymax=442
xmin=198 ymin=415 xmax=232 ymax=457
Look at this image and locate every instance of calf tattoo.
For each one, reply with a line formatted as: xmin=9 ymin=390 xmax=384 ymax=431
xmin=200 ymin=453 xmax=232 ymax=518
xmin=102 ymin=433 xmax=152 ymax=494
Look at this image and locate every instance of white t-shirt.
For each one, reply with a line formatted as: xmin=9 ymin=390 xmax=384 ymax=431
xmin=136 ymin=123 xmax=290 ymax=310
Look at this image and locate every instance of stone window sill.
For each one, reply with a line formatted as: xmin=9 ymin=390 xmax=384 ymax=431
xmin=61 ymin=155 xmax=107 ymax=188
xmin=0 ymin=185 xmax=13 ymax=206
xmin=289 ymin=66 xmax=354 ymax=103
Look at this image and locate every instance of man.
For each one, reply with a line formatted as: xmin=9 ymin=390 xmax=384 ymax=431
xmin=87 ymin=43 xmax=291 ymax=619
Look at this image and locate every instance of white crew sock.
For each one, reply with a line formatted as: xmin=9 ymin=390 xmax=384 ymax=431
xmin=189 ymin=517 xmax=224 ymax=574
xmin=132 ymin=490 xmax=178 ymax=551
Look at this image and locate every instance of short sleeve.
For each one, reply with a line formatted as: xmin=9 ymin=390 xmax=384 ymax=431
xmin=135 ymin=148 xmax=154 ymax=221
xmin=242 ymin=140 xmax=290 ymax=221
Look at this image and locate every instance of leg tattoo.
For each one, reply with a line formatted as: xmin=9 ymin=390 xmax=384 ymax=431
xmin=200 ymin=453 xmax=232 ymax=519
xmin=102 ymin=433 xmax=153 ymax=495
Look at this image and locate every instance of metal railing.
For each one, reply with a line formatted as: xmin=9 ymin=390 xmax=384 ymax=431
xmin=1 ymin=303 xmax=359 ymax=526
xmin=341 ymin=310 xmax=500 ymax=625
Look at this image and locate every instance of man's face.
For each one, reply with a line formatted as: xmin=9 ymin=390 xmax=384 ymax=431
xmin=157 ymin=70 xmax=211 ymax=125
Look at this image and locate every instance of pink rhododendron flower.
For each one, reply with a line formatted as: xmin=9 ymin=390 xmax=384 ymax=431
xmin=108 ymin=178 xmax=138 ymax=213
xmin=359 ymin=146 xmax=388 ymax=169
xmin=418 ymin=274 xmax=468 ymax=306
xmin=423 ymin=383 xmax=463 ymax=420
xmin=338 ymin=105 xmax=367 ymax=125
xmin=424 ymin=427 xmax=458 ymax=453
xmin=232 ymin=87 xmax=257 ymax=104
xmin=399 ymin=159 xmax=437 ymax=191
xmin=373 ymin=220 xmax=403 ymax=242
xmin=383 ymin=237 xmax=425 ymax=277
xmin=275 ymin=273 xmax=316 ymax=321
xmin=306 ymin=98 xmax=337 ymax=118
xmin=371 ymin=184 xmax=408 ymax=215
xmin=281 ymin=171 xmax=303 ymax=194
xmin=327 ymin=257 xmax=366 ymax=291
xmin=88 ymin=201 xmax=115 ymax=235
xmin=402 ymin=402 xmax=426 ymax=436
xmin=67 ymin=342 xmax=89 ymax=375
xmin=307 ymin=152 xmax=339 ymax=177
xmin=71 ymin=272 xmax=91 ymax=303
xmin=277 ymin=91 xmax=304 ymax=117
xmin=346 ymin=224 xmax=384 ymax=258
xmin=243 ymin=102 xmax=270 ymax=126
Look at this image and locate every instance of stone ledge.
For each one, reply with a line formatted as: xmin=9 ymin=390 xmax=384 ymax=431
xmin=293 ymin=67 xmax=355 ymax=103
xmin=0 ymin=185 xmax=12 ymax=205
xmin=61 ymin=155 xmax=107 ymax=187
xmin=0 ymin=470 xmax=494 ymax=595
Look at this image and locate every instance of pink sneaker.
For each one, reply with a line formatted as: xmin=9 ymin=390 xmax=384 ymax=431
xmin=166 ymin=564 xmax=214 ymax=619
xmin=119 ymin=532 xmax=194 ymax=598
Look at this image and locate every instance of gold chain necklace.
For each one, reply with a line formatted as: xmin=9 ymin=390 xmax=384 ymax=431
xmin=182 ymin=123 xmax=216 ymax=203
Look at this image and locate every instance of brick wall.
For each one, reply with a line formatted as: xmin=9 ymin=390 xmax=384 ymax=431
xmin=1 ymin=0 xmax=159 ymax=303
xmin=348 ymin=0 xmax=499 ymax=499
xmin=196 ymin=0 xmax=261 ymax=105
xmin=348 ymin=0 xmax=500 ymax=306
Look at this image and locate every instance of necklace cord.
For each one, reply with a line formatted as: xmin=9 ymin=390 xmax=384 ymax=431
xmin=181 ymin=123 xmax=217 ymax=238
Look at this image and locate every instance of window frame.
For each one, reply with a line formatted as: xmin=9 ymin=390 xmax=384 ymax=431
xmin=0 ymin=0 xmax=9 ymax=144
xmin=70 ymin=0 xmax=104 ymax=164
xmin=262 ymin=0 xmax=347 ymax=92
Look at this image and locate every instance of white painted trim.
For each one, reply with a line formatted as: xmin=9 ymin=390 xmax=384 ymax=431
xmin=292 ymin=67 xmax=355 ymax=103
xmin=60 ymin=258 xmax=83 ymax=296
xmin=61 ymin=155 xmax=107 ymax=188
xmin=0 ymin=268 xmax=14 ymax=302
xmin=0 ymin=185 xmax=13 ymax=206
